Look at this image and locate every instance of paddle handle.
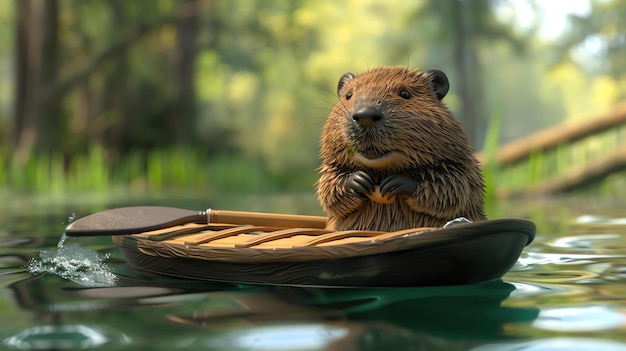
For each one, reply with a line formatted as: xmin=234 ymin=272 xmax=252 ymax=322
xmin=207 ymin=209 xmax=327 ymax=229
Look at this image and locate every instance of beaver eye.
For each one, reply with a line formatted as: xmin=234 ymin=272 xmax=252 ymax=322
xmin=399 ymin=90 xmax=411 ymax=99
xmin=345 ymin=92 xmax=353 ymax=100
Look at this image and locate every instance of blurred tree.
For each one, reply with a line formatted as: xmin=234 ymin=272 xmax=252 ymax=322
xmin=194 ymin=0 xmax=323 ymax=169
xmin=12 ymin=0 xmax=63 ymax=159
xmin=10 ymin=0 xmax=204 ymax=163
xmin=557 ymin=0 xmax=626 ymax=98
xmin=411 ymin=0 xmax=524 ymax=146
xmin=12 ymin=0 xmax=38 ymax=161
xmin=5 ymin=0 xmax=616 ymax=193
xmin=173 ymin=0 xmax=199 ymax=144
xmin=35 ymin=0 xmax=60 ymax=155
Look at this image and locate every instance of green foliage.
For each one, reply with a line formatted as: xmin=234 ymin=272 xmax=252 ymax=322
xmin=557 ymin=0 xmax=626 ymax=84
xmin=0 ymin=147 xmax=316 ymax=197
xmin=487 ymin=125 xmax=626 ymax=197
xmin=0 ymin=0 xmax=625 ymax=197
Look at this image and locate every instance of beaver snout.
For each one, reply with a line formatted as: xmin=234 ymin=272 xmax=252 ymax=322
xmin=352 ymin=106 xmax=383 ymax=127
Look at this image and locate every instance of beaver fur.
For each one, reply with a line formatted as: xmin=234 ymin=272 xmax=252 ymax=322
xmin=316 ymin=66 xmax=486 ymax=231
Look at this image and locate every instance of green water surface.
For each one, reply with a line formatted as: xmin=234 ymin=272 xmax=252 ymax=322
xmin=1 ymin=192 xmax=626 ymax=350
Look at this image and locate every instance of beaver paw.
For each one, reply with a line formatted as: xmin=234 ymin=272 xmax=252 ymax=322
xmin=380 ymin=175 xmax=419 ymax=198
xmin=345 ymin=171 xmax=375 ymax=199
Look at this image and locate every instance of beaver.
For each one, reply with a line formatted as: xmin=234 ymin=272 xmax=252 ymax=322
xmin=316 ymin=66 xmax=486 ymax=231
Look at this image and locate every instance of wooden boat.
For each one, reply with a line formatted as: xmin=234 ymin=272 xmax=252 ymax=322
xmin=112 ymin=217 xmax=535 ymax=287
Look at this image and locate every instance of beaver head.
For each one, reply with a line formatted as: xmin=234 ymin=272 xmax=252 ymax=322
xmin=320 ymin=66 xmax=472 ymax=173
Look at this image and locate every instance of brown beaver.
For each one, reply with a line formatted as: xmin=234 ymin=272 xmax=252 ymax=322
xmin=316 ymin=66 xmax=486 ymax=231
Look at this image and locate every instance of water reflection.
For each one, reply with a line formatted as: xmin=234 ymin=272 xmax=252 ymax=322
xmin=532 ymin=305 xmax=626 ymax=332
xmin=6 ymin=268 xmax=541 ymax=350
xmin=472 ymin=337 xmax=626 ymax=351
xmin=164 ymin=323 xmax=429 ymax=351
xmin=4 ymin=199 xmax=626 ymax=349
xmin=3 ymin=324 xmax=128 ymax=350
xmin=181 ymin=324 xmax=351 ymax=351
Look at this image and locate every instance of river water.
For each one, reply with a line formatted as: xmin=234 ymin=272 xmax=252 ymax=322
xmin=1 ymin=192 xmax=626 ymax=350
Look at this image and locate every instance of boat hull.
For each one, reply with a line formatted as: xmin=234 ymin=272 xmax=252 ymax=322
xmin=114 ymin=218 xmax=535 ymax=287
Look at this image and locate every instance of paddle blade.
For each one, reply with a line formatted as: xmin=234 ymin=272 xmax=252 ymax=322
xmin=65 ymin=206 xmax=207 ymax=237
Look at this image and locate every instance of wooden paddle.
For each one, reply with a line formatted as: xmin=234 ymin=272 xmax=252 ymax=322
xmin=64 ymin=206 xmax=327 ymax=237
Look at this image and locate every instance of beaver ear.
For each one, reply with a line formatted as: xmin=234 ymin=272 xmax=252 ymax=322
xmin=425 ymin=69 xmax=449 ymax=100
xmin=337 ymin=73 xmax=355 ymax=97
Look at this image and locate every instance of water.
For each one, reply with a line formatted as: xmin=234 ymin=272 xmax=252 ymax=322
xmin=27 ymin=235 xmax=117 ymax=288
xmin=2 ymin=194 xmax=626 ymax=350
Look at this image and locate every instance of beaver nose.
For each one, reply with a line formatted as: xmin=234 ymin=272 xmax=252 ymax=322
xmin=352 ymin=106 xmax=383 ymax=127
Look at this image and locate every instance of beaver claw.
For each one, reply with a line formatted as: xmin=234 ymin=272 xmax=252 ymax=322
xmin=380 ymin=175 xmax=419 ymax=198
xmin=345 ymin=171 xmax=375 ymax=198
xmin=346 ymin=173 xmax=418 ymax=204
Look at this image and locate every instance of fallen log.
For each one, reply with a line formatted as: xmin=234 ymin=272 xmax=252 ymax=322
xmin=512 ymin=143 xmax=626 ymax=196
xmin=477 ymin=101 xmax=626 ymax=166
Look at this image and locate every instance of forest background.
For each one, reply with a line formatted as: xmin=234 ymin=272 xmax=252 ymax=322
xmin=0 ymin=0 xmax=624 ymax=202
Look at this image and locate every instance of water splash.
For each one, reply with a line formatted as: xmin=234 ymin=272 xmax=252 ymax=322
xmin=27 ymin=213 xmax=117 ymax=287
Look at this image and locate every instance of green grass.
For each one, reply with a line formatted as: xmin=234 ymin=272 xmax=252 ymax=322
xmin=479 ymin=104 xmax=626 ymax=202
xmin=481 ymin=102 xmax=503 ymax=215
xmin=1 ymin=147 xmax=318 ymax=197
xmin=4 ymin=118 xmax=626 ymax=202
xmin=483 ymin=123 xmax=626 ymax=197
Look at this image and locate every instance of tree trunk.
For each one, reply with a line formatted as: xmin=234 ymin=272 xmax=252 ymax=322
xmin=35 ymin=0 xmax=61 ymax=155
xmin=451 ymin=0 xmax=485 ymax=148
xmin=101 ymin=0 xmax=129 ymax=160
xmin=12 ymin=0 xmax=39 ymax=161
xmin=172 ymin=0 xmax=200 ymax=145
xmin=476 ymin=101 xmax=626 ymax=166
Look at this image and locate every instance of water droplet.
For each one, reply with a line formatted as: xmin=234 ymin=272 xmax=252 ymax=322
xmin=28 ymin=230 xmax=117 ymax=287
